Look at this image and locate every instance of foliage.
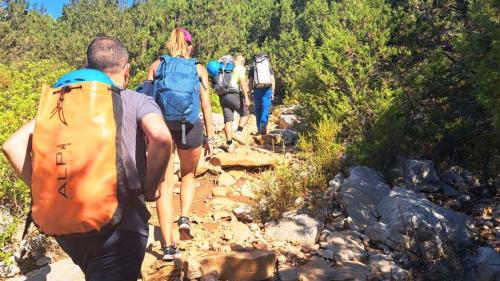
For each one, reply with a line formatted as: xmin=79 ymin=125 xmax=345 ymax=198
xmin=0 ymin=60 xmax=71 ymax=214
xmin=0 ymin=0 xmax=499 ymax=218
xmin=254 ymin=118 xmax=343 ymax=222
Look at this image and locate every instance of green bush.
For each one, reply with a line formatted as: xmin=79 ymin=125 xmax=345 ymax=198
xmin=254 ymin=118 xmax=343 ymax=221
xmin=0 ymin=60 xmax=71 ymax=215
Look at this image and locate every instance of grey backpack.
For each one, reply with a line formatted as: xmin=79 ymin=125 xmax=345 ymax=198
xmin=212 ymin=55 xmax=239 ymax=95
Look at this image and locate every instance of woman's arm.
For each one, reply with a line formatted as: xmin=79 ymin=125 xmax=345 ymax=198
xmin=147 ymin=60 xmax=161 ymax=80
xmin=197 ymin=64 xmax=215 ymax=138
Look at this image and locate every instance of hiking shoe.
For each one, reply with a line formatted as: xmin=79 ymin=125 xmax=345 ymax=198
xmin=233 ymin=131 xmax=245 ymax=145
xmin=162 ymin=245 xmax=180 ymax=261
xmin=178 ymin=216 xmax=193 ymax=240
xmin=226 ymin=142 xmax=236 ymax=153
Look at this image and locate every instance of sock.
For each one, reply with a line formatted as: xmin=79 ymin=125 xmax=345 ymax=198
xmin=227 ymin=139 xmax=233 ymax=145
xmin=237 ymin=126 xmax=243 ymax=132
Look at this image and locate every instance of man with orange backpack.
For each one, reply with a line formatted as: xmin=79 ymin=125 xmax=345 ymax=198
xmin=2 ymin=36 xmax=171 ymax=280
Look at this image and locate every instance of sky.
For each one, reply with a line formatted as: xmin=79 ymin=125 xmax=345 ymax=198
xmin=28 ymin=0 xmax=133 ymax=18
xmin=29 ymin=0 xmax=70 ymax=18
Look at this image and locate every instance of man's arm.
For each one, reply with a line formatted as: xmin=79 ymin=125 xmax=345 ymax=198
xmin=140 ymin=113 xmax=172 ymax=201
xmin=2 ymin=120 xmax=35 ymax=186
xmin=239 ymin=70 xmax=250 ymax=106
xmin=271 ymin=75 xmax=276 ymax=100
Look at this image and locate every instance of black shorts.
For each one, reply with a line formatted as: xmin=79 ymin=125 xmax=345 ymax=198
xmin=168 ymin=119 xmax=203 ymax=150
xmin=219 ymin=93 xmax=250 ymax=123
xmin=56 ymin=229 xmax=147 ymax=281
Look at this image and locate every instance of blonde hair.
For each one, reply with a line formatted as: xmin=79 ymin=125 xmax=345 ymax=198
xmin=166 ymin=28 xmax=190 ymax=58
xmin=235 ymin=54 xmax=245 ymax=65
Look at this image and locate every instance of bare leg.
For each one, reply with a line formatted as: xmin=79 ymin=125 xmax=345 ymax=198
xmin=238 ymin=115 xmax=250 ymax=129
xmin=178 ymin=146 xmax=201 ymax=218
xmin=224 ymin=121 xmax=233 ymax=142
xmin=156 ymin=144 xmax=177 ymax=247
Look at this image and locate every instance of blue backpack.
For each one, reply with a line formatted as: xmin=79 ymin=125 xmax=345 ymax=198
xmin=150 ymin=55 xmax=200 ymax=143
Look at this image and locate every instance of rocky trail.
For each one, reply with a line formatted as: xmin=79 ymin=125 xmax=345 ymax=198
xmin=2 ymin=107 xmax=499 ymax=281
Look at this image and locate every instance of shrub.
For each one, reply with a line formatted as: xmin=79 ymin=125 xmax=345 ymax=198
xmin=0 ymin=60 xmax=71 ymax=215
xmin=254 ymin=118 xmax=344 ymax=221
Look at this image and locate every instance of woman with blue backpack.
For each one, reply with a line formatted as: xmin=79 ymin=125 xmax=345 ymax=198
xmin=146 ymin=28 xmax=215 ymax=261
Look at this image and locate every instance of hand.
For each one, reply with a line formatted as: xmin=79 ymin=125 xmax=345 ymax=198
xmin=204 ymin=142 xmax=214 ymax=160
xmin=244 ymin=97 xmax=251 ymax=107
xmin=271 ymin=92 xmax=275 ymax=101
xmin=143 ymin=178 xmax=161 ymax=202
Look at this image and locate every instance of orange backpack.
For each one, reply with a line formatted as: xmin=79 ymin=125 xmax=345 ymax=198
xmin=28 ymin=69 xmax=126 ymax=237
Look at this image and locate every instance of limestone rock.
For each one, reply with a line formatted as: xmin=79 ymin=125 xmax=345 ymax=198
xmin=268 ymin=129 xmax=298 ymax=146
xmin=319 ymin=231 xmax=367 ymax=263
xmin=337 ymin=166 xmax=390 ymax=230
xmin=377 ymin=187 xmax=473 ymax=260
xmin=229 ymin=220 xmax=253 ymax=244
xmin=365 ymin=222 xmax=390 ymax=244
xmin=278 ymin=114 xmax=298 ymax=129
xmin=23 ymin=259 xmax=84 ymax=281
xmin=144 ymin=258 xmax=182 ymax=281
xmin=217 ymin=172 xmax=236 ymax=187
xmin=193 ymin=250 xmax=276 ymax=281
xmin=208 ymin=197 xmax=237 ymax=210
xmin=210 ymin=147 xmax=281 ymax=168
xmin=368 ymin=253 xmax=409 ymax=281
xmin=333 ymin=261 xmax=370 ymax=281
xmin=211 ymin=186 xmax=227 ymax=197
xmin=240 ymin=182 xmax=257 ymax=198
xmin=396 ymin=158 xmax=442 ymax=192
xmin=233 ymin=204 xmax=254 ymax=223
xmin=297 ymin=257 xmax=340 ymax=281
xmin=227 ymin=169 xmax=247 ymax=180
xmin=464 ymin=247 xmax=500 ymax=281
xmin=265 ymin=214 xmax=323 ymax=247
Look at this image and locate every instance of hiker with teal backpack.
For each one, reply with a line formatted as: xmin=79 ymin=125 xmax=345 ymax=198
xmin=145 ymin=28 xmax=215 ymax=261
xmin=207 ymin=54 xmax=250 ymax=153
xmin=249 ymin=52 xmax=275 ymax=135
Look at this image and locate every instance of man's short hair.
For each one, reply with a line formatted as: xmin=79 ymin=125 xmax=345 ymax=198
xmin=86 ymin=36 xmax=129 ymax=74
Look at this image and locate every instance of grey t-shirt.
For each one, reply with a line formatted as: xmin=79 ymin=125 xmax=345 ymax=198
xmin=117 ymin=89 xmax=162 ymax=236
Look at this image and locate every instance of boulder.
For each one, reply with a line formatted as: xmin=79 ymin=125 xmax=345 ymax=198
xmin=337 ymin=166 xmax=390 ymax=230
xmin=233 ymin=204 xmax=254 ymax=223
xmin=278 ymin=114 xmax=298 ymax=129
xmin=207 ymin=197 xmax=238 ymax=210
xmin=368 ymin=253 xmax=409 ymax=281
xmin=319 ymin=231 xmax=367 ymax=263
xmin=396 ymin=158 xmax=442 ymax=192
xmin=144 ymin=258 xmax=182 ymax=281
xmin=22 ymin=259 xmax=84 ymax=281
xmin=365 ymin=222 xmax=390 ymax=244
xmin=217 ymin=172 xmax=236 ymax=187
xmin=297 ymin=257 xmax=345 ymax=281
xmin=376 ymin=187 xmax=473 ymax=260
xmin=268 ymin=129 xmax=298 ymax=146
xmin=240 ymin=181 xmax=257 ymax=198
xmin=332 ymin=261 xmax=369 ymax=281
xmin=464 ymin=247 xmax=500 ymax=281
xmin=228 ymin=220 xmax=253 ymax=244
xmin=210 ymin=148 xmax=281 ymax=168
xmin=281 ymin=106 xmax=298 ymax=115
xmin=211 ymin=186 xmax=227 ymax=197
xmin=265 ymin=214 xmax=323 ymax=247
xmin=192 ymin=250 xmax=276 ymax=281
